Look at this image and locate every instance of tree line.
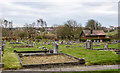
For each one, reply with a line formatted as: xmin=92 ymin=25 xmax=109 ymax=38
xmin=1 ymin=18 xmax=117 ymax=40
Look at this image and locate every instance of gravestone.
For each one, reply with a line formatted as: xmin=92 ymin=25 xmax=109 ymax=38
xmin=16 ymin=39 xmax=19 ymax=42
xmin=44 ymin=48 xmax=47 ymax=53
xmin=44 ymin=42 xmax=47 ymax=45
xmin=104 ymin=45 xmax=108 ymax=49
xmin=86 ymin=40 xmax=93 ymax=49
xmin=26 ymin=40 xmax=30 ymax=46
xmin=52 ymin=42 xmax=59 ymax=54
xmin=94 ymin=40 xmax=96 ymax=42
xmin=35 ymin=39 xmax=37 ymax=44
xmin=61 ymin=41 xmax=63 ymax=44
xmin=97 ymin=40 xmax=99 ymax=43
xmin=21 ymin=39 xmax=23 ymax=43
xmin=67 ymin=41 xmax=72 ymax=45
xmin=100 ymin=40 xmax=102 ymax=42
xmin=48 ymin=42 xmax=51 ymax=45
xmin=113 ymin=42 xmax=117 ymax=44
xmin=42 ymin=46 xmax=46 ymax=49
xmin=33 ymin=42 xmax=35 ymax=47
xmin=49 ymin=49 xmax=53 ymax=53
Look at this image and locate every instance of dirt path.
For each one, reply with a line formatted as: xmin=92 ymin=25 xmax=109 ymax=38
xmin=2 ymin=65 xmax=119 ymax=71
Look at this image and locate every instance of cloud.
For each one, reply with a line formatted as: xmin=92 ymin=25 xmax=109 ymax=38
xmin=0 ymin=0 xmax=118 ymax=27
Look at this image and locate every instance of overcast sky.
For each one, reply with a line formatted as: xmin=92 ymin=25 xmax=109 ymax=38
xmin=0 ymin=0 xmax=119 ymax=27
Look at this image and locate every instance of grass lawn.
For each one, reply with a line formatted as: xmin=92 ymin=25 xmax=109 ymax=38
xmin=106 ymin=30 xmax=118 ymax=36
xmin=2 ymin=42 xmax=119 ymax=69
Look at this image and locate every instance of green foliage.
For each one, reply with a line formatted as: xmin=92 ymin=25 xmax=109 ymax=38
xmin=35 ymin=36 xmax=43 ymax=39
xmin=79 ymin=38 xmax=87 ymax=42
xmin=103 ymin=38 xmax=111 ymax=42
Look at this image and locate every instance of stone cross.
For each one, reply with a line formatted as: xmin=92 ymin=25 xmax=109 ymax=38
xmin=52 ymin=42 xmax=59 ymax=54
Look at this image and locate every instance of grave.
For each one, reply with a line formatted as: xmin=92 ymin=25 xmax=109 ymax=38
xmin=14 ymin=40 xmax=85 ymax=68
xmin=48 ymin=42 xmax=51 ymax=45
xmin=85 ymin=40 xmax=93 ymax=49
xmin=15 ymin=52 xmax=85 ymax=68
xmin=97 ymin=40 xmax=99 ymax=43
xmin=104 ymin=45 xmax=108 ymax=49
xmin=100 ymin=40 xmax=102 ymax=42
xmin=53 ymin=42 xmax=59 ymax=54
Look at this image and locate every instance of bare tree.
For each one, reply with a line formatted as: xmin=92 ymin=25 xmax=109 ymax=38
xmin=37 ymin=18 xmax=47 ymax=32
xmin=85 ymin=19 xmax=102 ymax=30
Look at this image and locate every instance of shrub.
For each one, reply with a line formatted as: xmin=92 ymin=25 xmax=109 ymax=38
xmin=44 ymin=34 xmax=56 ymax=39
xmin=103 ymin=38 xmax=111 ymax=42
xmin=79 ymin=38 xmax=87 ymax=42
xmin=35 ymin=36 xmax=43 ymax=39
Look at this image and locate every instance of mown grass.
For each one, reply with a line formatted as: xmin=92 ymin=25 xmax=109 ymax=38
xmin=106 ymin=30 xmax=118 ymax=36
xmin=2 ymin=41 xmax=119 ymax=69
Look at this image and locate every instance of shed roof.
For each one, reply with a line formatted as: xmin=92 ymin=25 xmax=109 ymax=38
xmin=81 ymin=30 xmax=106 ymax=36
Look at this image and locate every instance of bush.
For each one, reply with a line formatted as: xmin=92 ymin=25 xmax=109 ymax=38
xmin=35 ymin=36 xmax=43 ymax=39
xmin=79 ymin=38 xmax=87 ymax=42
xmin=103 ymin=38 xmax=111 ymax=42
xmin=44 ymin=34 xmax=56 ymax=39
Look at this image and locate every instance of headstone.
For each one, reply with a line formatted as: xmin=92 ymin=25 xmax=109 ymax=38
xmin=86 ymin=40 xmax=93 ymax=49
xmin=66 ymin=45 xmax=71 ymax=48
xmin=113 ymin=42 xmax=117 ymax=44
xmin=44 ymin=42 xmax=47 ymax=45
xmin=100 ymin=40 xmax=102 ymax=42
xmin=52 ymin=42 xmax=59 ymax=54
xmin=49 ymin=49 xmax=53 ymax=53
xmin=104 ymin=45 xmax=108 ymax=49
xmin=94 ymin=40 xmax=96 ymax=42
xmin=61 ymin=41 xmax=63 ymax=44
xmin=48 ymin=42 xmax=51 ymax=45
xmin=97 ymin=40 xmax=99 ymax=43
xmin=44 ymin=48 xmax=47 ymax=53
xmin=35 ymin=39 xmax=37 ymax=44
xmin=67 ymin=41 xmax=72 ymax=45
xmin=21 ymin=39 xmax=23 ymax=43
xmin=33 ymin=42 xmax=35 ymax=47
xmin=117 ymin=40 xmax=120 ymax=43
xmin=16 ymin=39 xmax=19 ymax=42
xmin=42 ymin=46 xmax=46 ymax=49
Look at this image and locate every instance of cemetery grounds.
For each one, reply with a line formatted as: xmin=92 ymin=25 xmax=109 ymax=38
xmin=2 ymin=40 xmax=119 ymax=70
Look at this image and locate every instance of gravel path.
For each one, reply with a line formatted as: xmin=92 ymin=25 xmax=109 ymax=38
xmin=2 ymin=65 xmax=119 ymax=71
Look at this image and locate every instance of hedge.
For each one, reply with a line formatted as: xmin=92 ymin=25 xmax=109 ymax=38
xmin=35 ymin=36 xmax=43 ymax=39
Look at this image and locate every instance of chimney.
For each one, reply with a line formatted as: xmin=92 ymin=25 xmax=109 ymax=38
xmin=90 ymin=29 xmax=93 ymax=34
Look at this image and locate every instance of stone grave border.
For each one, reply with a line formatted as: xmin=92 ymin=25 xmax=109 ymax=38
xmin=14 ymin=50 xmax=85 ymax=68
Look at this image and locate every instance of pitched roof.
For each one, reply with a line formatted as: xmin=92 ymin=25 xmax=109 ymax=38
xmin=82 ymin=30 xmax=106 ymax=36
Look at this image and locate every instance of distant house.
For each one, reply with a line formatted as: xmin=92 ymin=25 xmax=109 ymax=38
xmin=80 ymin=30 xmax=106 ymax=40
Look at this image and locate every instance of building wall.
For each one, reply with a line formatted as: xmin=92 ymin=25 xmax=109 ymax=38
xmin=80 ymin=32 xmax=105 ymax=39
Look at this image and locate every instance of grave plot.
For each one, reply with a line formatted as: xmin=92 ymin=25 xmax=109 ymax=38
xmin=15 ymin=51 xmax=85 ymax=68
